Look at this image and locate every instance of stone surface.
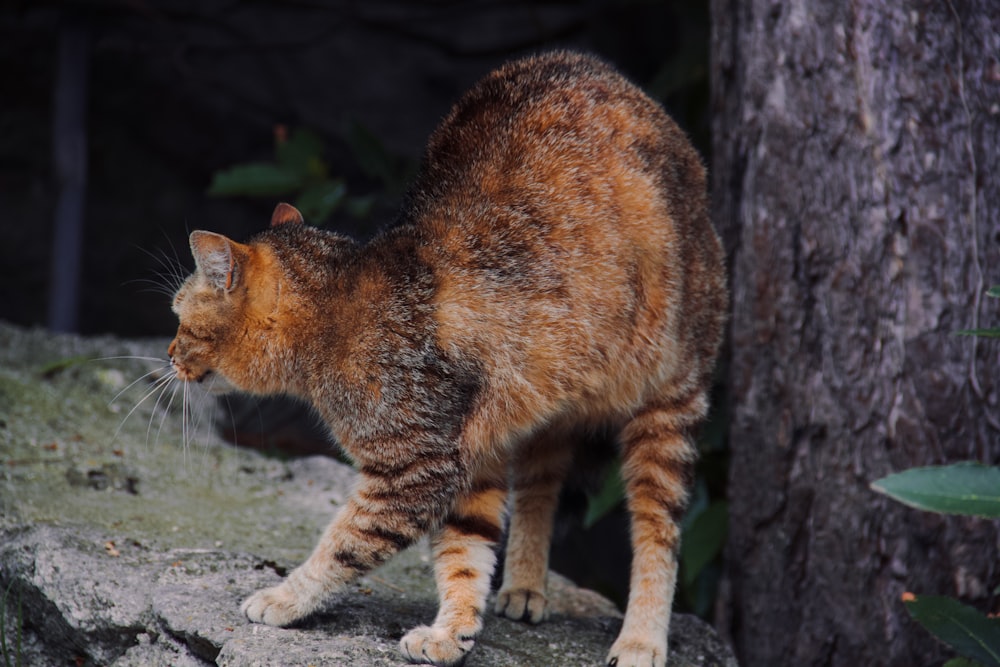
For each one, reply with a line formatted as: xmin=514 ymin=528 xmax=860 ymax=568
xmin=0 ymin=321 xmax=737 ymax=666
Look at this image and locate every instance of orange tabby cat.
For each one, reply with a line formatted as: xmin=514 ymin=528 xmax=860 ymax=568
xmin=168 ymin=51 xmax=726 ymax=667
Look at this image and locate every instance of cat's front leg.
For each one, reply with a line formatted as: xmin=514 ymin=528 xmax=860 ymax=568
xmin=242 ymin=467 xmax=446 ymax=627
xmin=241 ymin=562 xmax=329 ymax=626
xmin=400 ymin=480 xmax=507 ymax=666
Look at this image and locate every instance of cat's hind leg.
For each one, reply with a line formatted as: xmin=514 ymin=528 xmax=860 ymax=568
xmin=607 ymin=392 xmax=703 ymax=667
xmin=400 ymin=479 xmax=507 ymax=666
xmin=493 ymin=427 xmax=573 ymax=624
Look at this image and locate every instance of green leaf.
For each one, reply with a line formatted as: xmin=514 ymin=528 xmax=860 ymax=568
xmin=944 ymin=658 xmax=989 ymax=667
xmin=1 ymin=578 xmax=22 ymax=667
xmin=680 ymin=501 xmax=727 ymax=586
xmin=904 ymin=594 xmax=1000 ymax=667
xmin=207 ymin=163 xmax=302 ymax=197
xmin=38 ymin=355 xmax=90 ymax=378
xmin=343 ymin=119 xmax=398 ymax=187
xmin=871 ymin=463 xmax=1000 ymax=517
xmin=294 ymin=180 xmax=346 ymax=224
xmin=680 ymin=557 xmax=719 ymax=618
xmin=956 ymin=329 xmax=1000 ymax=338
xmin=987 ymin=286 xmax=1000 ymax=299
xmin=345 ymin=194 xmax=376 ymax=219
xmin=276 ymin=128 xmax=326 ymax=180
xmin=681 ymin=479 xmax=709 ymax=532
xmin=584 ymin=461 xmax=624 ymax=529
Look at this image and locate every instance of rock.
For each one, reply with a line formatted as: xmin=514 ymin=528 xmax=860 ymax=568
xmin=0 ymin=321 xmax=737 ymax=666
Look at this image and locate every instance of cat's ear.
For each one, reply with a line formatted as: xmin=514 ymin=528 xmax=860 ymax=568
xmin=271 ymin=202 xmax=304 ymax=227
xmin=190 ymin=231 xmax=243 ymax=292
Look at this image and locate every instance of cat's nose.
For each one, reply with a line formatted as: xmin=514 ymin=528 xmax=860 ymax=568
xmin=167 ymin=338 xmax=177 ymax=359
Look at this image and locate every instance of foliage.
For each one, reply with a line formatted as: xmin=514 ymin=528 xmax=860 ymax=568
xmin=207 ymin=122 xmax=415 ymax=227
xmin=0 ymin=580 xmax=22 ymax=667
xmin=871 ymin=463 xmax=1000 ymax=518
xmin=871 ymin=467 xmax=1000 ymax=666
xmin=957 ymin=286 xmax=1000 ymax=337
xmin=902 ymin=594 xmax=1000 ymax=667
xmin=680 ymin=500 xmax=727 ymax=590
xmin=584 ymin=460 xmax=625 ymax=530
xmin=870 ymin=286 xmax=1000 ymax=667
xmin=37 ymin=355 xmax=90 ymax=379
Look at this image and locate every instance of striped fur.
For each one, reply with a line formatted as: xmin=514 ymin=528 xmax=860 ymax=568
xmin=168 ymin=51 xmax=726 ymax=667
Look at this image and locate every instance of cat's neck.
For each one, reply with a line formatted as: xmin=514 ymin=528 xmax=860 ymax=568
xmin=275 ymin=225 xmax=435 ymax=429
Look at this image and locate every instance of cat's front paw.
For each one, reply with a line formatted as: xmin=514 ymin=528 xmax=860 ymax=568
xmin=241 ymin=582 xmax=316 ymax=627
xmin=400 ymin=625 xmax=475 ymax=666
xmin=606 ymin=636 xmax=667 ymax=667
xmin=494 ymin=587 xmax=547 ymax=623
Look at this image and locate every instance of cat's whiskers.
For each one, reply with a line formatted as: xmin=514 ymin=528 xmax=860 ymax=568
xmin=123 ymin=277 xmax=181 ymax=299
xmin=127 ymin=243 xmax=191 ymax=305
xmin=181 ymin=378 xmax=193 ymax=464
xmin=106 ymin=356 xmax=224 ymax=468
xmin=147 ymin=372 xmax=177 ymax=449
xmin=197 ymin=375 xmax=222 ymax=467
xmin=145 ymin=368 xmax=180 ymax=449
xmin=108 ymin=363 xmax=171 ymax=408
xmin=94 ymin=355 xmax=174 ymax=364
xmin=219 ymin=392 xmax=246 ymax=456
xmin=111 ymin=368 xmax=175 ymax=446
xmin=92 ymin=354 xmax=169 ymax=444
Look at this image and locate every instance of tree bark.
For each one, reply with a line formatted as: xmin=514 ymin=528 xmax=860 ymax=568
xmin=711 ymin=1 xmax=1000 ymax=665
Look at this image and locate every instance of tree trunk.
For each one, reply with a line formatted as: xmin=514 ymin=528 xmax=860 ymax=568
xmin=711 ymin=1 xmax=1000 ymax=665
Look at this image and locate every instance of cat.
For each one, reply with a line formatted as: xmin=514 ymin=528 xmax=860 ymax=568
xmin=167 ymin=50 xmax=726 ymax=667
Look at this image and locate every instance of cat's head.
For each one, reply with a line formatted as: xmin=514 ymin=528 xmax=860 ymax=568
xmin=168 ymin=203 xmax=304 ymax=394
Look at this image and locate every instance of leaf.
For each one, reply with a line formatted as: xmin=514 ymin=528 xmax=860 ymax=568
xmin=681 ymin=479 xmax=710 ymax=532
xmin=944 ymin=658 xmax=990 ymax=667
xmin=276 ymin=128 xmax=326 ymax=180
xmin=680 ymin=501 xmax=727 ymax=586
xmin=294 ymin=180 xmax=346 ymax=224
xmin=343 ymin=119 xmax=398 ymax=187
xmin=207 ymin=163 xmax=302 ymax=197
xmin=584 ymin=461 xmax=624 ymax=529
xmin=39 ymin=355 xmax=90 ymax=378
xmin=904 ymin=594 xmax=1000 ymax=667
xmin=956 ymin=329 xmax=1000 ymax=338
xmin=871 ymin=463 xmax=1000 ymax=517
xmin=680 ymin=557 xmax=720 ymax=618
xmin=987 ymin=286 xmax=1000 ymax=299
xmin=345 ymin=194 xmax=376 ymax=219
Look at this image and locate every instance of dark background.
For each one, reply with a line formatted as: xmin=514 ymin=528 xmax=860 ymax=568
xmin=1 ymin=0 xmax=708 ymax=338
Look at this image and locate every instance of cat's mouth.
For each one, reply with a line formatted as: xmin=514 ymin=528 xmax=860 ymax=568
xmin=170 ymin=357 xmax=212 ymax=384
xmin=171 ymin=361 xmax=236 ymax=395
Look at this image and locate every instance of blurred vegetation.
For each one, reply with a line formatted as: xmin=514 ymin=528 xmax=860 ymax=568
xmin=207 ymin=121 xmax=415 ymax=232
xmin=958 ymin=286 xmax=1000 ymax=338
xmin=0 ymin=580 xmax=22 ymax=667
